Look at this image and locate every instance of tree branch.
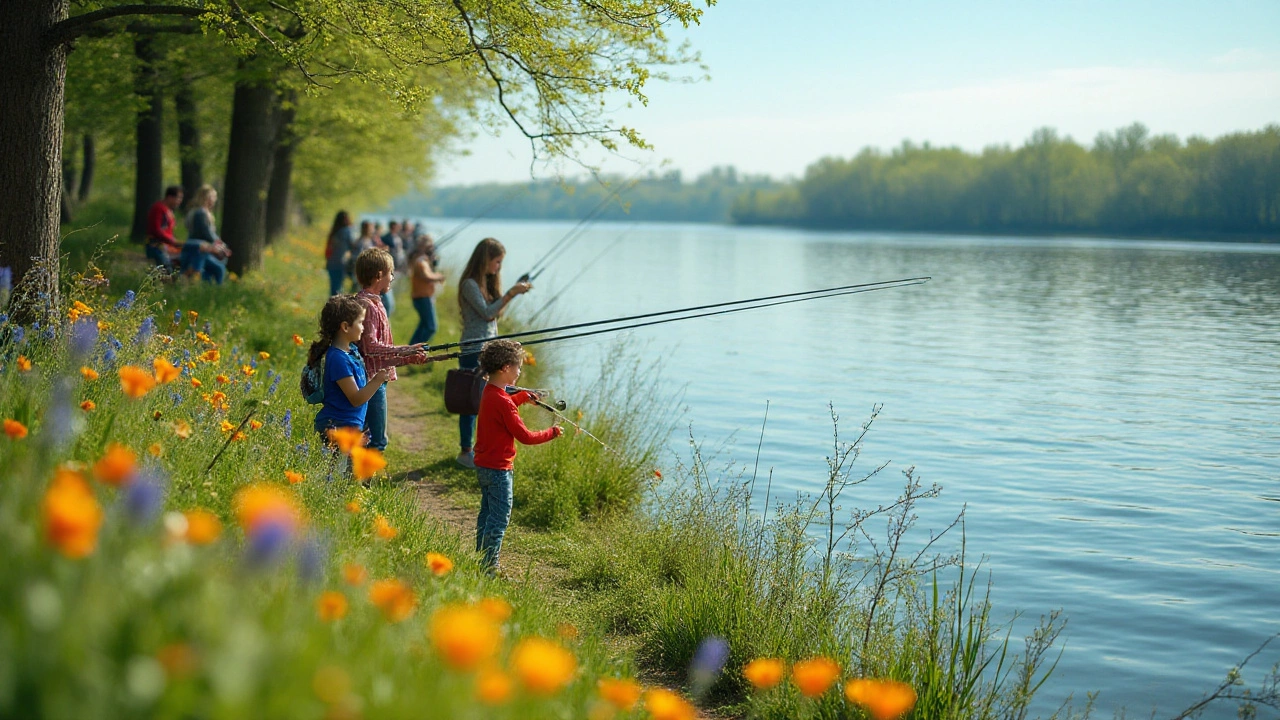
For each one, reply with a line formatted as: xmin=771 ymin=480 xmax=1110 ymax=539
xmin=46 ymin=5 xmax=206 ymax=47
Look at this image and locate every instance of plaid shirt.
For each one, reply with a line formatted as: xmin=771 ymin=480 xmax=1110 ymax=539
xmin=355 ymin=290 xmax=422 ymax=381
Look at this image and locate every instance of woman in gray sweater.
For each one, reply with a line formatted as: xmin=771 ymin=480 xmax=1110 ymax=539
xmin=455 ymin=237 xmax=531 ymax=467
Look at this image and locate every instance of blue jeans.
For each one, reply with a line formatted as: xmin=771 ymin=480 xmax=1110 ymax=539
xmin=180 ymin=241 xmax=207 ymax=277
xmin=145 ymin=244 xmax=174 ymax=273
xmin=202 ymin=255 xmax=227 ymax=285
xmin=364 ymin=383 xmax=388 ymax=451
xmin=410 ymin=296 xmax=437 ymax=345
xmin=458 ymin=352 xmax=480 ymax=451
xmin=380 ymin=288 xmax=395 ymax=317
xmin=475 ymin=466 xmax=514 ymax=569
xmin=327 ymin=265 xmax=346 ymax=296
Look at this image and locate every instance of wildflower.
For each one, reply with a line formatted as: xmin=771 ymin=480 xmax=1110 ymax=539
xmin=429 ymin=604 xmax=501 ymax=671
xmin=689 ymin=636 xmax=729 ymax=695
xmin=80 ymin=366 xmax=98 ymax=380
xmin=183 ymin=509 xmax=222 ymax=544
xmin=844 ymin=679 xmax=917 ymax=720
xmin=258 ymin=351 xmax=270 ymax=360
xmin=475 ymin=666 xmax=514 ymax=704
xmin=284 ymin=470 xmax=304 ymax=485
xmin=743 ymin=658 xmax=785 ymax=690
xmin=654 ymin=469 xmax=663 ymax=479
xmin=80 ymin=400 xmax=96 ymax=412
xmin=153 ymin=410 xmax=164 ymax=421
xmin=478 ymin=597 xmax=512 ymax=622
xmin=190 ymin=378 xmax=202 ymax=388
xmin=5 ymin=419 xmax=29 ymax=439
xmin=350 ymin=446 xmax=386 ymax=481
xmin=268 ymin=374 xmax=281 ymax=395
xmin=71 ymin=319 xmax=98 ymax=357
xmin=644 ymin=688 xmax=697 ymax=720
xmin=598 ymin=678 xmax=642 ymax=711
xmin=135 ymin=317 xmax=155 ymax=343
xmin=576 ymin=409 xmax=584 ymax=421
xmin=343 ymin=563 xmax=367 ymax=586
xmin=93 ymin=443 xmax=138 ymax=487
xmin=231 ymin=431 xmax=246 ymax=442
xmin=250 ymin=419 xmax=263 ymax=430
xmin=344 ymin=499 xmax=361 ymax=514
xmin=234 ymin=484 xmax=304 ymax=564
xmin=791 ymin=657 xmax=841 ymax=698
xmin=148 ymin=443 xmax=162 ymax=457
xmin=199 ymin=349 xmax=219 ymax=363
xmin=523 ymin=349 xmax=536 ymax=366
xmin=327 ymin=427 xmax=365 ymax=453
xmin=206 ymin=391 xmax=228 ymax=411
xmin=317 ymin=591 xmax=349 ymax=621
xmin=188 ymin=310 xmax=198 ymax=324
xmin=240 ymin=364 xmax=255 ymax=378
xmin=368 ymin=579 xmax=416 ymax=623
xmin=215 ymin=374 xmax=229 ymax=385
xmin=115 ymin=290 xmax=136 ymax=310
xmin=155 ymin=643 xmax=197 ymax=679
xmin=373 ymin=514 xmax=398 ymax=540
xmin=122 ymin=468 xmax=166 ymax=525
xmin=425 ymin=552 xmax=453 ymax=577
xmin=292 ymin=334 xmax=303 ymax=346
xmin=220 ymin=420 xmax=235 ymax=433
xmin=298 ymin=535 xmax=327 ymax=584
xmin=173 ymin=420 xmax=192 ymax=439
xmin=172 ymin=310 xmax=182 ymax=325
xmin=195 ymin=332 xmax=214 ymax=345
xmin=17 ymin=355 xmax=32 ymax=372
xmin=512 ymin=637 xmax=577 ymax=695
xmin=281 ymin=410 xmax=292 ymax=438
xmin=43 ymin=467 xmax=103 ymax=558
xmin=11 ymin=326 xmax=24 ymax=344
xmin=557 ymin=623 xmax=579 ymax=641
xmin=119 ymin=365 xmax=157 ymax=398
xmin=153 ymin=357 xmax=181 ymax=384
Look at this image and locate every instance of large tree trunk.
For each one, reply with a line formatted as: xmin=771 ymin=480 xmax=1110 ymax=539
xmin=264 ymin=88 xmax=298 ymax=245
xmin=175 ymin=80 xmax=203 ymax=204
xmin=129 ymin=35 xmax=164 ymax=242
xmin=221 ymin=73 xmax=281 ymax=275
xmin=0 ymin=0 xmax=69 ymax=322
xmin=78 ymin=133 xmax=95 ymax=202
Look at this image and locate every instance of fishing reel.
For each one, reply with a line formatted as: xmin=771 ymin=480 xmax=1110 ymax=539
xmin=505 ymin=385 xmax=567 ymax=411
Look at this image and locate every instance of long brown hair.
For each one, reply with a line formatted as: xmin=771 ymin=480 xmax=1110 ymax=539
xmin=459 ymin=237 xmax=505 ymax=307
xmin=308 ymin=295 xmax=365 ymax=367
xmin=328 ymin=211 xmax=352 ymax=241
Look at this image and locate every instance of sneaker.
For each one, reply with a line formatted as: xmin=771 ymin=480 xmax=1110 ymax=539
xmin=456 ymin=451 xmax=475 ymax=469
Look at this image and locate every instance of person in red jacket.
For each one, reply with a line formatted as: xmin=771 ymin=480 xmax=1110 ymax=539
xmin=472 ymin=338 xmax=562 ymax=572
xmin=145 ymin=185 xmax=183 ymax=273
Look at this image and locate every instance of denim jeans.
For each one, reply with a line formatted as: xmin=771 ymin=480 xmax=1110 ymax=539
xmin=364 ymin=383 xmax=388 ymax=451
xmin=458 ymin=352 xmax=480 ymax=451
xmin=327 ymin=265 xmax=346 ymax=297
xmin=202 ymin=255 xmax=227 ymax=285
xmin=145 ymin=244 xmax=174 ymax=273
xmin=475 ymin=466 xmax=514 ymax=569
xmin=380 ymin=283 xmax=395 ymax=317
xmin=410 ymin=296 xmax=437 ymax=346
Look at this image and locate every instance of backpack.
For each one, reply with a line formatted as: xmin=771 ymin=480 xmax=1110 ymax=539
xmin=301 ymin=355 xmax=327 ymax=405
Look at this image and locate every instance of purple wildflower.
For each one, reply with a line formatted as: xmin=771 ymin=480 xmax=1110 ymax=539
xmin=0 ymin=266 xmax=11 ymax=294
xmin=173 ymin=310 xmax=182 ymax=325
xmin=281 ymin=410 xmax=292 ymax=438
xmin=689 ymin=636 xmax=729 ymax=697
xmin=122 ymin=469 xmax=167 ymax=526
xmin=297 ymin=535 xmax=328 ymax=584
xmin=70 ymin=319 xmax=98 ymax=357
xmin=135 ymin=316 xmax=155 ymax=343
xmin=245 ymin=521 xmax=295 ymax=567
xmin=115 ymin=290 xmax=136 ymax=310
xmin=268 ymin=374 xmax=281 ymax=395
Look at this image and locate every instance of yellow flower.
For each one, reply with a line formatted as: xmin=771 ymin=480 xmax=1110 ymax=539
xmin=326 ymin=427 xmax=364 ymax=453
xmin=284 ymin=470 xmax=304 ymax=485
xmin=79 ymin=400 xmax=96 ymax=412
xmin=93 ymin=443 xmax=137 ymax=487
xmin=373 ymin=514 xmax=398 ymax=540
xmin=844 ymin=679 xmax=917 ymax=720
xmin=258 ymin=351 xmax=270 ymax=360
xmin=511 ymin=637 xmax=577 ymax=695
xmin=350 ymin=446 xmax=386 ymax=481
xmin=80 ymin=366 xmax=99 ymax=381
xmin=220 ymin=420 xmax=235 ymax=433
xmin=215 ymin=374 xmax=229 ymax=385
xmin=426 ymin=552 xmax=453 ymax=577
xmin=96 ymin=320 xmax=110 ymax=332
xmin=791 ymin=657 xmax=841 ymax=698
xmin=173 ymin=420 xmax=192 ymax=439
xmin=317 ymin=591 xmax=349 ymax=621
xmin=523 ymin=350 xmax=536 ymax=366
xmin=118 ymin=365 xmax=157 ymax=398
xmin=240 ymin=364 xmax=255 ymax=377
xmin=249 ymin=419 xmax=263 ymax=430
xmin=43 ymin=467 xmax=103 ymax=559
xmin=188 ymin=310 xmax=198 ymax=324
xmin=643 ymin=688 xmax=697 ymax=720
xmin=478 ymin=597 xmax=512 ymax=623
xmin=475 ymin=667 xmax=514 ymax=705
xmin=598 ymin=678 xmax=642 ymax=711
xmin=190 ymin=378 xmax=202 ymax=388
xmin=16 ymin=355 xmax=32 ymax=372
xmin=3 ymin=419 xmax=28 ymax=440
xmin=199 ymin=349 xmax=220 ymax=363
xmin=183 ymin=509 xmax=222 ymax=544
xmin=153 ymin=357 xmax=181 ymax=384
xmin=743 ymin=658 xmax=785 ymax=690
xmin=429 ymin=604 xmax=501 ymax=672
xmin=368 ymin=579 xmax=416 ymax=623
xmin=342 ymin=563 xmax=367 ymax=586
xmin=230 ymin=431 xmax=246 ymax=442
xmin=196 ymin=332 xmax=214 ymax=345
xmin=148 ymin=443 xmax=163 ymax=457
xmin=345 ymin=499 xmax=362 ymax=514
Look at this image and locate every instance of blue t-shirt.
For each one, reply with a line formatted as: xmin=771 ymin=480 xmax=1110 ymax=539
xmin=313 ymin=344 xmax=369 ymax=432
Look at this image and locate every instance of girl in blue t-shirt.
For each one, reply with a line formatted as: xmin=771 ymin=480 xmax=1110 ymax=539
xmin=308 ymin=295 xmax=391 ymax=441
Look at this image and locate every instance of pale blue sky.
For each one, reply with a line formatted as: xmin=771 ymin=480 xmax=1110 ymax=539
xmin=433 ymin=0 xmax=1280 ymax=185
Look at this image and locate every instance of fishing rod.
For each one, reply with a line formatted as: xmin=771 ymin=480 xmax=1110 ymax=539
xmin=502 ymin=386 xmax=627 ymax=461
xmin=424 ymin=276 xmax=931 ymax=356
xmin=524 ymin=223 xmax=639 ymax=325
xmin=434 ymin=184 xmax=526 ymax=250
xmin=517 ymin=169 xmax=646 ymax=284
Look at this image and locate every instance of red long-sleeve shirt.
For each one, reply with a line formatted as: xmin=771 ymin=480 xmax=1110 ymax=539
xmin=355 ymin=290 xmax=423 ymax=381
xmin=473 ymin=384 xmax=561 ymax=470
xmin=146 ymin=201 xmax=179 ymax=251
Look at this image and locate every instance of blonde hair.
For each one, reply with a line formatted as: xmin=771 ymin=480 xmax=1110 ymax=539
xmin=191 ymin=184 xmax=217 ymax=211
xmin=355 ymin=248 xmax=394 ymax=287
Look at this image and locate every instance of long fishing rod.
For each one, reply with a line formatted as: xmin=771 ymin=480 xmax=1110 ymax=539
xmin=424 ymin=276 xmax=931 ymax=355
xmin=434 ymin=184 xmax=526 ymax=250
xmin=502 ymin=386 xmax=628 ymax=461
xmin=518 ymin=169 xmax=646 ymax=283
xmin=524 ymin=223 xmax=639 ymax=325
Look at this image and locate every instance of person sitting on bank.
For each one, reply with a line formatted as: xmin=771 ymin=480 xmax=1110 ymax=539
xmin=145 ymin=185 xmax=183 ymax=274
xmin=182 ymin=184 xmax=230 ymax=285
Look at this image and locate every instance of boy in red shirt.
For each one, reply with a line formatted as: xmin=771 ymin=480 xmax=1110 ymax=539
xmin=473 ymin=339 xmax=562 ymax=571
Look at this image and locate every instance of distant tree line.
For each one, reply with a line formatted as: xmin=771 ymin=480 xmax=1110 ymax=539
xmin=731 ymin=124 xmax=1280 ymax=239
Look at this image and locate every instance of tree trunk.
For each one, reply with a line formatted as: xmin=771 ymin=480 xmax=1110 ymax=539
xmin=221 ymin=73 xmax=281 ymax=275
xmin=129 ymin=34 xmax=163 ymax=243
xmin=62 ymin=144 xmax=76 ymax=195
xmin=0 ymin=0 xmax=69 ymax=323
xmin=264 ymin=88 xmax=298 ymax=244
xmin=175 ymin=79 xmax=203 ymax=203
xmin=61 ymin=188 xmax=73 ymax=222
xmin=78 ymin=133 xmax=94 ymax=202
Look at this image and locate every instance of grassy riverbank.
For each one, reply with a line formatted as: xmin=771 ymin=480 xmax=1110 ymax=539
xmin=0 ymin=199 xmax=1068 ymax=719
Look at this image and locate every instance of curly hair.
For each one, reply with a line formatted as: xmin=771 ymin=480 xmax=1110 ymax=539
xmin=478 ymin=338 xmax=525 ymax=375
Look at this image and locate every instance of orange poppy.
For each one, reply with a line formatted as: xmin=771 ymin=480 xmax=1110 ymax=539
xmin=425 ymin=552 xmax=453 ymax=577
xmin=93 ymin=443 xmax=137 ymax=487
xmin=511 ymin=637 xmax=577 ymax=695
xmin=3 ymin=419 xmax=27 ymax=439
xmin=429 ymin=604 xmax=501 ymax=671
xmin=350 ymin=446 xmax=386 ymax=481
xmin=153 ymin=357 xmax=181 ymax=384
xmin=43 ymin=467 xmax=103 ymax=558
xmin=743 ymin=658 xmax=785 ymax=690
xmin=844 ymin=679 xmax=917 ymax=720
xmin=368 ymin=579 xmax=416 ymax=623
xmin=118 ymin=365 xmax=156 ymax=398
xmin=317 ymin=591 xmax=349 ymax=621
xmin=791 ymin=657 xmax=841 ymax=698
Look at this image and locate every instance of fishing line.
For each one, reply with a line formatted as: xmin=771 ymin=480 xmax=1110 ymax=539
xmin=519 ymin=168 xmax=647 ymax=283
xmin=524 ymin=223 xmax=640 ymax=325
xmin=433 ymin=184 xmax=526 ymax=250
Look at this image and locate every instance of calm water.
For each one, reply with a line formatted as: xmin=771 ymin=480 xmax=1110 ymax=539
xmin=421 ymin=218 xmax=1280 ymax=716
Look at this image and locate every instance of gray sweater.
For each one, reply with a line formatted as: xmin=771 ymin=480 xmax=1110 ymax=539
xmin=459 ymin=278 xmax=504 ymax=353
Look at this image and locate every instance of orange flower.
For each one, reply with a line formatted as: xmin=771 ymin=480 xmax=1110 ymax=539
xmin=342 ymin=563 xmax=367 ymax=586
xmin=476 ymin=667 xmax=514 ymax=705
xmin=173 ymin=420 xmax=192 ymax=439
xmin=187 ymin=310 xmax=198 ymax=324
xmin=215 ymin=374 xmax=229 ymax=385
xmin=199 ymin=349 xmax=220 ymax=363
xmin=654 ymin=469 xmax=663 ymax=479
xmin=240 ymin=364 xmax=255 ymax=377
xmin=80 ymin=366 xmax=99 ymax=381
xmin=511 ymin=637 xmax=577 ymax=695
xmin=233 ymin=484 xmax=303 ymax=536
xmin=326 ymin=427 xmax=364 ymax=453
xmin=155 ymin=643 xmax=198 ymax=679
xmin=148 ymin=443 xmax=163 ymax=457
xmin=644 ymin=688 xmax=697 ymax=720
xmin=478 ymin=597 xmax=512 ymax=623
xmin=43 ymin=467 xmax=103 ymax=558
xmin=523 ymin=350 xmax=536 ymax=366
xmin=152 ymin=410 xmax=163 ymax=421
xmin=429 ymin=603 xmax=501 ymax=671
xmin=16 ymin=355 xmax=32 ymax=372
xmin=292 ymin=334 xmax=304 ymax=346
xmin=206 ymin=391 xmax=227 ymax=411
xmin=345 ymin=499 xmax=362 ymax=514
xmin=190 ymin=378 xmax=202 ymax=389
xmin=220 ymin=420 xmax=235 ymax=433
xmin=373 ymin=514 xmax=398 ymax=540
xmin=844 ymin=679 xmax=917 ymax=720
xmin=350 ymin=446 xmax=386 ymax=481
xmin=119 ymin=365 xmax=157 ymax=398
xmin=368 ymin=579 xmax=416 ymax=623
xmin=3 ymin=419 xmax=28 ymax=440
xmin=317 ymin=591 xmax=349 ymax=621
xmin=196 ymin=332 xmax=214 ymax=345
xmin=284 ymin=470 xmax=304 ymax=485
xmin=598 ymin=678 xmax=642 ymax=711
xmin=153 ymin=357 xmax=181 ymax=384
xmin=183 ymin=509 xmax=222 ymax=544
xmin=743 ymin=658 xmax=785 ymax=690
xmin=93 ymin=443 xmax=137 ymax=487
xmin=791 ymin=657 xmax=841 ymax=698
xmin=425 ymin=552 xmax=453 ymax=577
xmin=249 ymin=419 xmax=263 ymax=430
xmin=230 ymin=431 xmax=246 ymax=442
xmin=258 ymin=351 xmax=270 ymax=360
xmin=80 ymin=400 xmax=96 ymax=412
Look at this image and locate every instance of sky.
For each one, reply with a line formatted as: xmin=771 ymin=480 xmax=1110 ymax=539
xmin=431 ymin=0 xmax=1280 ymax=186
